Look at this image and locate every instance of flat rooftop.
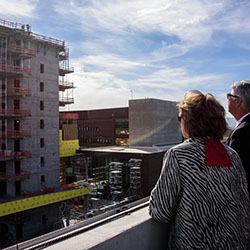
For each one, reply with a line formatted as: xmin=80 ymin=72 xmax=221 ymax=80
xmin=79 ymin=144 xmax=177 ymax=155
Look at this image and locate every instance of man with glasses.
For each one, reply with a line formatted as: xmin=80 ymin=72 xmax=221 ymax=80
xmin=226 ymin=80 xmax=250 ymax=193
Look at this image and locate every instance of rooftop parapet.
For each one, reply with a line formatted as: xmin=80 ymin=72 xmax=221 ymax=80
xmin=31 ymin=32 xmax=65 ymax=48
xmin=0 ymin=19 xmax=30 ymax=32
xmin=4 ymin=198 xmax=169 ymax=250
xmin=0 ymin=18 xmax=65 ymax=48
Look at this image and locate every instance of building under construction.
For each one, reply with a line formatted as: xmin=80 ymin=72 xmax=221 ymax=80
xmin=0 ymin=18 xmax=87 ymax=248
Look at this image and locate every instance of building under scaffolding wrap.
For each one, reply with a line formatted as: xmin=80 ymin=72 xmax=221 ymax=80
xmin=0 ymin=18 xmax=79 ymax=248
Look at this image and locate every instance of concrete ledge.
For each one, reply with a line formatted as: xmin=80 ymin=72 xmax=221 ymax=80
xmin=43 ymin=206 xmax=168 ymax=250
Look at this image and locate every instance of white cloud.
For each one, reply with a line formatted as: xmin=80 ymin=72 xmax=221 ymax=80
xmin=72 ymin=53 xmax=147 ymax=77
xmin=54 ymin=0 xmax=250 ymax=64
xmin=66 ymin=54 xmax=230 ymax=110
xmin=53 ymin=0 xmax=237 ymax=46
xmin=0 ymin=0 xmax=39 ymax=18
xmin=53 ymin=0 xmax=249 ymax=111
xmin=214 ymin=1 xmax=250 ymax=34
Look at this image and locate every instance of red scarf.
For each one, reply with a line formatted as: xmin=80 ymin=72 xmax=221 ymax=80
xmin=204 ymin=137 xmax=232 ymax=167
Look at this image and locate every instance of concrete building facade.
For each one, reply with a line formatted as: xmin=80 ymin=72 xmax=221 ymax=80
xmin=129 ymin=98 xmax=182 ymax=147
xmin=0 ymin=19 xmax=73 ymax=246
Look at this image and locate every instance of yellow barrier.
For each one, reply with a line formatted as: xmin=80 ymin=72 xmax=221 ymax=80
xmin=0 ymin=187 xmax=90 ymax=217
xmin=59 ymin=130 xmax=79 ymax=157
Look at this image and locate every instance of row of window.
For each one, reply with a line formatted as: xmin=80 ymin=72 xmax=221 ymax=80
xmin=79 ymin=137 xmax=112 ymax=144
xmin=0 ymin=160 xmax=21 ymax=173
xmin=1 ymin=138 xmax=45 ymax=150
xmin=0 ymin=174 xmax=47 ymax=198
xmin=0 ymin=119 xmax=44 ymax=131
xmin=78 ymin=127 xmax=129 ymax=134
xmin=0 ymin=157 xmax=45 ymax=170
xmin=4 ymin=79 xmax=45 ymax=92
xmin=1 ymin=100 xmax=45 ymax=110
xmin=78 ymin=126 xmax=100 ymax=132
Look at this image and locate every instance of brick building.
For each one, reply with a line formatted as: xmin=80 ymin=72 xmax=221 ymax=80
xmin=63 ymin=107 xmax=129 ymax=148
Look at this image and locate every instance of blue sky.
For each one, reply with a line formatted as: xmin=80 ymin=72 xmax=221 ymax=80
xmin=1 ymin=0 xmax=250 ymax=118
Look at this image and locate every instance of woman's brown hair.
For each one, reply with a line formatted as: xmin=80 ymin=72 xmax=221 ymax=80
xmin=177 ymin=90 xmax=227 ymax=140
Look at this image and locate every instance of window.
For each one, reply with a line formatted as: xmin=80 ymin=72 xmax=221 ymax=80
xmin=40 ymin=101 xmax=44 ymax=111
xmin=41 ymin=175 xmax=45 ymax=182
xmin=40 ymin=64 xmax=44 ymax=73
xmin=40 ymin=82 xmax=44 ymax=92
xmin=14 ymin=60 xmax=20 ymax=67
xmin=15 ymin=161 xmax=21 ymax=174
xmin=15 ymin=181 xmax=21 ymax=196
xmin=14 ymin=100 xmax=20 ymax=110
xmin=40 ymin=138 xmax=44 ymax=148
xmin=40 ymin=157 xmax=45 ymax=167
xmin=14 ymin=140 xmax=20 ymax=151
xmin=41 ymin=175 xmax=46 ymax=189
xmin=40 ymin=119 xmax=44 ymax=129
xmin=2 ymin=120 xmax=5 ymax=132
xmin=1 ymin=103 xmax=5 ymax=110
xmin=14 ymin=79 xmax=20 ymax=88
xmin=0 ymin=162 xmax=6 ymax=173
xmin=0 ymin=181 xmax=7 ymax=197
xmin=14 ymin=120 xmax=20 ymax=131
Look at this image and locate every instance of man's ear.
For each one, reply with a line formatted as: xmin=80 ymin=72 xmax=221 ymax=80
xmin=236 ymin=97 xmax=242 ymax=107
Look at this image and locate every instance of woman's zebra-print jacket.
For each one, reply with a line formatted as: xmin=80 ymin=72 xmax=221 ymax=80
xmin=149 ymin=137 xmax=250 ymax=250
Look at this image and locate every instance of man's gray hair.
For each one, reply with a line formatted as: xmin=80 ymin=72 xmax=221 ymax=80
xmin=232 ymin=80 xmax=250 ymax=110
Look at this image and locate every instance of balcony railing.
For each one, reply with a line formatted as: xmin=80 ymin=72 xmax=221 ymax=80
xmin=59 ymin=80 xmax=74 ymax=91
xmin=0 ymin=150 xmax=31 ymax=159
xmin=59 ymin=66 xmax=74 ymax=76
xmin=0 ymin=171 xmax=30 ymax=180
xmin=0 ymin=109 xmax=31 ymax=117
xmin=0 ymin=64 xmax=31 ymax=75
xmin=59 ymin=97 xmax=74 ymax=106
xmin=59 ymin=51 xmax=69 ymax=61
xmin=8 ymin=44 xmax=35 ymax=56
xmin=7 ymin=87 xmax=31 ymax=96
xmin=3 ymin=130 xmax=31 ymax=138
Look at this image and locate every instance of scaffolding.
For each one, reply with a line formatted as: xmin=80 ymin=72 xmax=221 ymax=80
xmin=59 ymin=48 xmax=75 ymax=107
xmin=0 ymin=22 xmax=33 ymax=195
xmin=109 ymin=162 xmax=123 ymax=201
xmin=126 ymin=159 xmax=143 ymax=199
xmin=0 ymin=18 xmax=78 ymax=247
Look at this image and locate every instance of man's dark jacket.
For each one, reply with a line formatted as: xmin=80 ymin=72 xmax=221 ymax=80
xmin=226 ymin=114 xmax=250 ymax=193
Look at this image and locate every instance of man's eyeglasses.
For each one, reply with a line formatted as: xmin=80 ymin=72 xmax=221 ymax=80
xmin=227 ymin=93 xmax=240 ymax=99
xmin=177 ymin=114 xmax=182 ymax=122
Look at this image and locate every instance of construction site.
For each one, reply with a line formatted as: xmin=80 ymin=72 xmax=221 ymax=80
xmin=0 ymin=18 xmax=147 ymax=249
xmin=0 ymin=18 xmax=182 ymax=249
xmin=0 ymin=18 xmax=94 ymax=248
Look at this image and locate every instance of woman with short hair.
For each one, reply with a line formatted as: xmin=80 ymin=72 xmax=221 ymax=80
xmin=149 ymin=90 xmax=250 ymax=250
